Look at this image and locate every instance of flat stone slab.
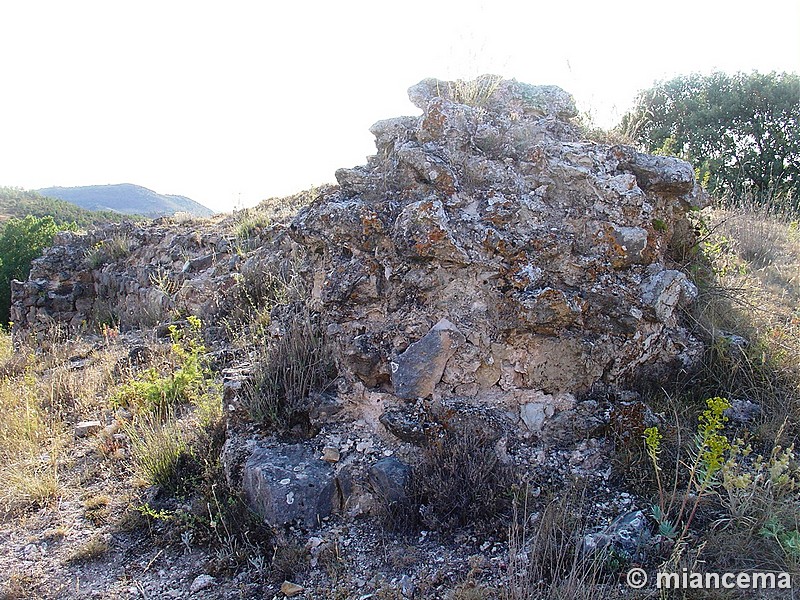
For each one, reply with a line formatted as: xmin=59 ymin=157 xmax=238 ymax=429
xmin=241 ymin=443 xmax=349 ymax=527
xmin=390 ymin=319 xmax=463 ymax=399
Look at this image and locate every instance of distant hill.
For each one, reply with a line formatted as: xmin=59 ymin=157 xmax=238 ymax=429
xmin=37 ymin=184 xmax=214 ymax=218
xmin=0 ymin=187 xmax=139 ymax=228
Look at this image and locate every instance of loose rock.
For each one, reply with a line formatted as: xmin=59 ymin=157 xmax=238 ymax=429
xmin=190 ymin=574 xmax=215 ymax=594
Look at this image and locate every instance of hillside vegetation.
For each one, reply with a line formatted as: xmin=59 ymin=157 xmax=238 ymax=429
xmin=38 ymin=183 xmax=214 ymax=218
xmin=0 ymin=187 xmax=137 ymax=228
xmin=0 ymin=187 xmax=146 ymax=326
xmin=619 ymin=71 xmax=799 ymax=208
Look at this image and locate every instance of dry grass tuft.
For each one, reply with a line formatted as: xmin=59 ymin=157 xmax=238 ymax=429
xmin=404 ymin=428 xmax=513 ymax=532
xmin=242 ymin=308 xmax=337 ymax=433
xmin=83 ymin=494 xmax=111 ymax=526
xmin=124 ymin=409 xmax=194 ymax=492
xmin=64 ymin=534 xmax=109 ymax=564
xmin=228 ymin=185 xmax=328 ymax=249
xmin=506 ymin=485 xmax=623 ymax=600
xmin=2 ymin=572 xmax=40 ymax=599
xmin=685 ymin=201 xmax=800 ymax=443
xmin=0 ymin=357 xmax=67 ymax=513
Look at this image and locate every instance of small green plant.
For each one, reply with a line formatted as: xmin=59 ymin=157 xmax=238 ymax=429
xmin=113 ymin=316 xmax=212 ymax=412
xmin=760 ymin=518 xmax=800 ymax=562
xmin=644 ymin=397 xmax=732 ymax=541
xmin=651 ymin=218 xmax=668 ymax=233
xmin=136 ymin=502 xmax=176 ymax=522
xmin=643 ymin=426 xmax=678 ymax=538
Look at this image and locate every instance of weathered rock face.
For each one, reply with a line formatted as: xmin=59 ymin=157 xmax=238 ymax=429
xmin=12 ymin=76 xmax=708 ymax=448
xmin=290 ymin=76 xmax=707 ymax=426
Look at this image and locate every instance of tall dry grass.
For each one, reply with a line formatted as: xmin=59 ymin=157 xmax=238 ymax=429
xmin=687 ymin=198 xmax=800 ymax=443
xmin=0 ymin=336 xmax=66 ymax=512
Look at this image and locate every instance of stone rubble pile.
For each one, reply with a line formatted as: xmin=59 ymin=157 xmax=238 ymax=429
xmin=290 ymin=75 xmax=708 ymax=435
xmin=10 ymin=219 xmax=241 ymax=335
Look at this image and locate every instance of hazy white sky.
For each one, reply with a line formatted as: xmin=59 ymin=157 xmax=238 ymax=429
xmin=1 ymin=1 xmax=798 ymax=212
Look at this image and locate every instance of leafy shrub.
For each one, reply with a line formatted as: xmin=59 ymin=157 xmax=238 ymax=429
xmin=0 ymin=214 xmax=73 ymax=325
xmin=619 ymin=71 xmax=799 ymax=207
xmin=113 ymin=316 xmax=222 ymax=497
xmin=721 ymin=435 xmax=800 ymax=568
xmin=113 ymin=316 xmax=212 ymax=412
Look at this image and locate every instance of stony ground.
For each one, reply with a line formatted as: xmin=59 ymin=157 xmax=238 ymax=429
xmin=0 ymin=329 xmax=647 ymax=600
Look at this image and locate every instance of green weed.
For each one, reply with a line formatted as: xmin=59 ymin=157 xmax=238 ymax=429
xmin=113 ymin=316 xmax=213 ymax=413
xmin=644 ymin=397 xmax=731 ymax=541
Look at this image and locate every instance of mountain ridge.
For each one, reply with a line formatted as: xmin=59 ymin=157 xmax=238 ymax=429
xmin=37 ymin=183 xmax=214 ymax=218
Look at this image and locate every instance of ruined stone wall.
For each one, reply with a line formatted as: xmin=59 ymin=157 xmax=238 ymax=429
xmin=10 ymin=219 xmax=241 ymax=336
xmin=289 ymin=76 xmax=708 ymax=426
xmin=13 ymin=76 xmax=708 ymax=436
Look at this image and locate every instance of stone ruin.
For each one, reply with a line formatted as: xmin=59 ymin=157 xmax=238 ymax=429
xmin=10 ymin=221 xmax=242 ymax=335
xmin=289 ymin=75 xmax=707 ymax=436
xmin=11 ymin=76 xmax=710 ymax=527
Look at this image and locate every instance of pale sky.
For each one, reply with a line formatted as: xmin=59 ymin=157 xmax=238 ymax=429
xmin=1 ymin=1 xmax=798 ymax=213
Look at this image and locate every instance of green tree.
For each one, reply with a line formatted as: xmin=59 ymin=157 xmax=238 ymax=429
xmin=619 ymin=71 xmax=800 ymax=207
xmin=0 ymin=215 xmax=73 ymax=325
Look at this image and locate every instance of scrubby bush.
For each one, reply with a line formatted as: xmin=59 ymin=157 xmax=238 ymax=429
xmin=242 ymin=308 xmax=337 ymax=433
xmin=407 ymin=428 xmax=513 ymax=531
xmin=113 ymin=316 xmax=213 ymax=413
xmin=113 ymin=316 xmax=221 ymax=495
